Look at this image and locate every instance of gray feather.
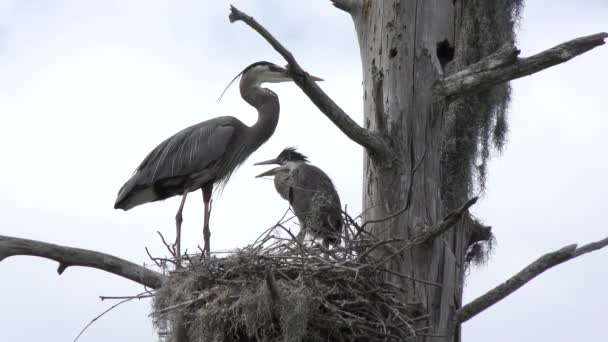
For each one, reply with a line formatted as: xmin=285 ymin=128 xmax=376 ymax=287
xmin=275 ymin=163 xmax=342 ymax=245
xmin=115 ymin=116 xmax=246 ymax=209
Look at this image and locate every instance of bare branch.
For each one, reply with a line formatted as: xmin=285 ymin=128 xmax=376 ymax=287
xmin=74 ymin=296 xmax=137 ymax=342
xmin=409 ymin=197 xmax=479 ymax=246
xmin=228 ymin=5 xmax=392 ymax=159
xmin=456 ymin=236 xmax=608 ymax=324
xmin=99 ymin=293 xmax=154 ymax=301
xmin=0 ymin=235 xmax=166 ymax=289
xmin=435 ymin=32 xmax=608 ymax=100
xmin=375 ymin=197 xmax=479 ymax=266
xmin=330 ymin=0 xmax=359 ymax=14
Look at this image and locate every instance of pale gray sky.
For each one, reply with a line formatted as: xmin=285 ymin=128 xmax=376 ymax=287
xmin=0 ymin=1 xmax=606 ymax=341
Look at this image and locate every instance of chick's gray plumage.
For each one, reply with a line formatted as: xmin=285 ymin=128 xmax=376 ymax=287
xmin=258 ymin=148 xmax=343 ymax=246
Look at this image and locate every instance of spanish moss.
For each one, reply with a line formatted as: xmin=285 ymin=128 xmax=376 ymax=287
xmin=441 ymin=0 xmax=523 ymax=207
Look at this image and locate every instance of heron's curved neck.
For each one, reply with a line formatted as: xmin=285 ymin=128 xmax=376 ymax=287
xmin=240 ymin=78 xmax=280 ymax=148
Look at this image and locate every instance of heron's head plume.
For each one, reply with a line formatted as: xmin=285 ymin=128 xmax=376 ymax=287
xmin=218 ymin=61 xmax=287 ymax=102
xmin=277 ymin=147 xmax=309 ymax=163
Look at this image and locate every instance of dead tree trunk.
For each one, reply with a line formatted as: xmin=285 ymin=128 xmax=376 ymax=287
xmin=355 ymin=2 xmax=465 ymax=340
xmin=340 ymin=0 xmax=599 ymax=340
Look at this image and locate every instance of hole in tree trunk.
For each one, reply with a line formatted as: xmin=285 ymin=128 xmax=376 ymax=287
xmin=436 ymin=39 xmax=455 ymax=66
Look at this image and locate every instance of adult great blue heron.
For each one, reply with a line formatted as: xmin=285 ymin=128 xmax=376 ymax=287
xmin=255 ymin=147 xmax=343 ymax=247
xmin=114 ymin=62 xmax=322 ymax=257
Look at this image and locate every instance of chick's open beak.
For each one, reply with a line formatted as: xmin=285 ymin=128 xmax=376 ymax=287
xmin=254 ymin=158 xmax=280 ymax=166
xmin=255 ymin=167 xmax=280 ymax=178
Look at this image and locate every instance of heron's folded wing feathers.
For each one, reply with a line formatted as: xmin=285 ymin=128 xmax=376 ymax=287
xmin=133 ymin=116 xmax=241 ymax=186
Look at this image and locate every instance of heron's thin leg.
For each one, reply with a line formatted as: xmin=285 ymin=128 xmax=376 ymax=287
xmin=296 ymin=229 xmax=307 ymax=247
xmin=321 ymin=239 xmax=331 ymax=260
xmin=175 ymin=191 xmax=188 ymax=264
xmin=202 ymin=184 xmax=213 ymax=257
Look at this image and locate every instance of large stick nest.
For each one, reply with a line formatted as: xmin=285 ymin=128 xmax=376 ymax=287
xmin=152 ymin=217 xmax=425 ymax=342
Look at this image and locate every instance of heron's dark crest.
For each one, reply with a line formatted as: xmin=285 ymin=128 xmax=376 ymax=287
xmin=278 ymin=147 xmax=309 ymax=163
xmin=217 ymin=61 xmax=284 ymax=103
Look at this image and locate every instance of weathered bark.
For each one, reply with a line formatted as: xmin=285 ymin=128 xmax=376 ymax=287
xmin=352 ymin=1 xmax=459 ymax=340
xmin=346 ymin=1 xmax=605 ymax=341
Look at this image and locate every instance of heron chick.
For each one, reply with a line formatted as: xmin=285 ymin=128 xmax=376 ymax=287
xmin=115 ymin=62 xmax=322 ymax=258
xmin=255 ymin=147 xmax=343 ymax=248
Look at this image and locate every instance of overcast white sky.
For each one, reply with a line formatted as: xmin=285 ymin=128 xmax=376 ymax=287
xmin=0 ymin=1 xmax=606 ymax=341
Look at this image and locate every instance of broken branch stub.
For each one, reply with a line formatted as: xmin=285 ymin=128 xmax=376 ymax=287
xmin=436 ymin=32 xmax=608 ymax=101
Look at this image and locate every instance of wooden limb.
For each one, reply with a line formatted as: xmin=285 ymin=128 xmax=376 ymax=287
xmin=330 ymin=0 xmax=359 ymax=14
xmin=0 ymin=235 xmax=166 ymax=289
xmin=456 ymin=236 xmax=608 ymax=324
xmin=435 ymin=32 xmax=608 ymax=101
xmin=74 ymin=295 xmax=139 ymax=342
xmin=228 ymin=5 xmax=392 ymax=159
xmin=375 ymin=197 xmax=479 ymax=266
xmin=410 ymin=197 xmax=479 ymax=246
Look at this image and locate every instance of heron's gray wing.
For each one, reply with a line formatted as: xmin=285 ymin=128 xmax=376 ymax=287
xmin=115 ymin=116 xmax=244 ymax=209
xmin=135 ymin=116 xmax=243 ymax=184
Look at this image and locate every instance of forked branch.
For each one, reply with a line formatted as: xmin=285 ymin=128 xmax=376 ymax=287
xmin=435 ymin=32 xmax=608 ymax=100
xmin=0 ymin=235 xmax=166 ymax=289
xmin=228 ymin=5 xmax=392 ymax=159
xmin=456 ymin=236 xmax=608 ymax=324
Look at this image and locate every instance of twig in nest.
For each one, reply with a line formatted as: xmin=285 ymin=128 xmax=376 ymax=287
xmin=74 ymin=291 xmax=151 ymax=342
xmin=145 ymin=246 xmax=162 ymax=268
xmin=99 ymin=292 xmax=155 ymax=301
xmin=157 ymin=231 xmax=176 ymax=257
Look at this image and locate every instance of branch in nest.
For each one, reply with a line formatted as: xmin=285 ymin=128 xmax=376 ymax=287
xmin=0 ymin=235 xmax=165 ymax=289
xmin=228 ymin=5 xmax=392 ymax=159
xmin=435 ymin=32 xmax=608 ymax=101
xmin=456 ymin=236 xmax=608 ymax=324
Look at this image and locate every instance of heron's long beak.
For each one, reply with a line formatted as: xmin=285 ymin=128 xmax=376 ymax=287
xmin=280 ymin=65 xmax=323 ymax=82
xmin=307 ymin=74 xmax=324 ymax=82
xmin=254 ymin=158 xmax=280 ymax=166
xmin=255 ymin=167 xmax=280 ymax=178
